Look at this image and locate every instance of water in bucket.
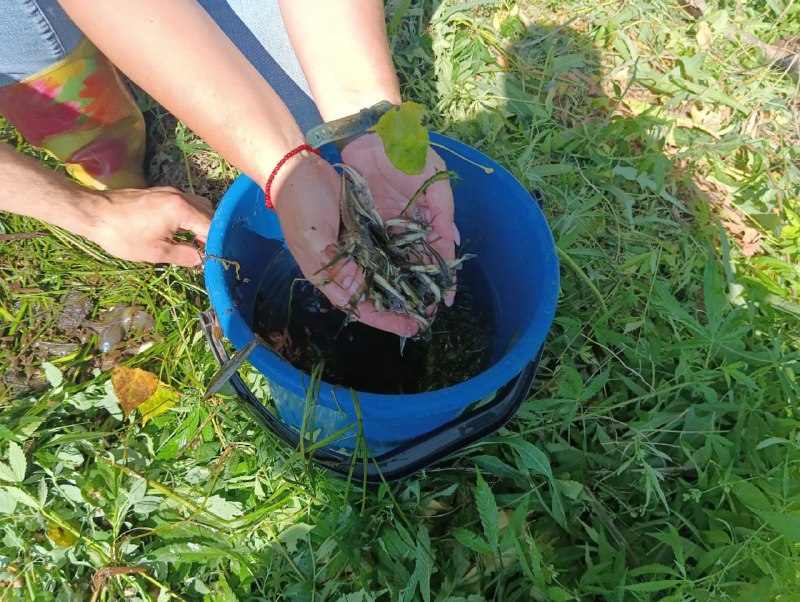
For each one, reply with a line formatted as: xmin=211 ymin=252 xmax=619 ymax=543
xmin=251 ymin=246 xmax=500 ymax=394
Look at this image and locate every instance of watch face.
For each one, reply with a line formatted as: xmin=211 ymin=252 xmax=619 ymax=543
xmin=306 ymin=100 xmax=396 ymax=148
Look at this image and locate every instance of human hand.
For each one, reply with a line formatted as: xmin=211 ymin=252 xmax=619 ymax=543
xmin=341 ymin=133 xmax=459 ymax=308
xmin=83 ymin=187 xmax=212 ymax=267
xmin=272 ymin=153 xmax=421 ymax=337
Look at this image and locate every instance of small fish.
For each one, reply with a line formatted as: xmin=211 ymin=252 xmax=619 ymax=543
xmin=408 ymin=263 xmax=442 ymax=275
xmin=398 ymin=279 xmax=424 ymax=307
xmin=384 ymin=217 xmax=431 ymax=233
xmin=408 ymin=310 xmax=433 ymax=330
xmin=204 ymin=338 xmax=260 ymax=400
xmin=97 ymin=324 xmax=125 ymax=354
xmin=449 ymin=254 xmax=477 ymax=269
xmin=389 ymin=230 xmax=429 ymax=247
xmin=372 ymin=273 xmax=406 ymax=302
xmin=129 ymin=310 xmax=155 ymax=333
xmin=36 ymin=341 xmax=80 ymax=358
xmin=418 ymin=272 xmax=442 ymax=304
xmin=326 ymin=163 xmax=475 ymax=335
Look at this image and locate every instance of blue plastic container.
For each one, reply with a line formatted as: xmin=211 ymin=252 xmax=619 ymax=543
xmin=204 ymin=133 xmax=559 ymax=454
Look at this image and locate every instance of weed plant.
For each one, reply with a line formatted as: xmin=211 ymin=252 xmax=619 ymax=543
xmin=0 ymin=0 xmax=798 ymax=599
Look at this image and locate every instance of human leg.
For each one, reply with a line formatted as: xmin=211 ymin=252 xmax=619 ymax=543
xmin=0 ymin=0 xmax=146 ymax=189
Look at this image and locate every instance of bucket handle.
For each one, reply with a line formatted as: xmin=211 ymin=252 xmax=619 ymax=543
xmin=200 ymin=310 xmax=543 ymax=483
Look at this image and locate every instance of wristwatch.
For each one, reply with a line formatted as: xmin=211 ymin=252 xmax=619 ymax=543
xmin=305 ymin=100 xmax=398 ymax=150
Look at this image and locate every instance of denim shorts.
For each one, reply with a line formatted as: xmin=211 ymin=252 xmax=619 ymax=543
xmin=0 ymin=0 xmax=321 ymax=132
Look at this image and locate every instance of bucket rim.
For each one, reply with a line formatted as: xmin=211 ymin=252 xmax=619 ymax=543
xmin=204 ymin=133 xmax=559 ymax=419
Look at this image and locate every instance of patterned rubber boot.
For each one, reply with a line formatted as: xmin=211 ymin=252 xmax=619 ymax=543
xmin=0 ymin=37 xmax=146 ymax=190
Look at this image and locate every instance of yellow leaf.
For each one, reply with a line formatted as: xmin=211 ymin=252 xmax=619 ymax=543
xmin=138 ymin=386 xmax=180 ymax=426
xmin=370 ymin=101 xmax=429 ymax=175
xmin=47 ymin=523 xmax=78 ymax=547
xmin=111 ymin=366 xmax=179 ymax=424
xmin=112 ymin=366 xmax=159 ymax=416
xmin=696 ymin=22 xmax=713 ymax=51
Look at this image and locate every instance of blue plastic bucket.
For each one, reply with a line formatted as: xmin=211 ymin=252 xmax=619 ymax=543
xmin=204 ymin=133 xmax=559 ymax=454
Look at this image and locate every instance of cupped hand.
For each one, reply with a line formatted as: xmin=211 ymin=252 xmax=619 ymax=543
xmin=341 ymin=133 xmax=459 ymax=307
xmin=86 ymin=186 xmax=212 ymax=267
xmin=272 ymin=153 xmax=421 ymax=337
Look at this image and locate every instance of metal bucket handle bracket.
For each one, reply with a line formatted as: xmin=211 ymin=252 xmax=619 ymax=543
xmin=200 ymin=310 xmax=543 ymax=483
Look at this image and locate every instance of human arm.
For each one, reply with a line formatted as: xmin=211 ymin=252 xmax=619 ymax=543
xmin=0 ymin=141 xmax=210 ymax=266
xmin=57 ymin=0 xmax=425 ymax=335
xmin=279 ymin=0 xmax=458 ymax=305
xmin=278 ymin=0 xmax=402 ymax=122
xmin=56 ymin=0 xmax=446 ymax=334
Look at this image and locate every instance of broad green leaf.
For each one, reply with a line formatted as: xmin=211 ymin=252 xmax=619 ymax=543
xmin=133 ymin=494 xmax=163 ymax=516
xmin=1 ymin=485 xmax=39 ymax=509
xmin=121 ymin=478 xmax=147 ymax=512
xmin=732 ymin=480 xmax=772 ymax=511
xmin=452 ymin=528 xmax=493 ymax=556
xmin=207 ymin=573 xmax=237 ymax=602
xmin=42 ymin=362 xmax=63 ymax=388
xmin=629 ymin=563 xmax=683 ymax=578
xmin=550 ymin=485 xmax=567 ymax=528
xmin=552 ymin=53 xmax=585 ymax=74
xmin=415 ymin=524 xmax=433 ymax=602
xmin=756 ymin=437 xmax=791 ymax=450
xmin=546 ymin=587 xmax=575 ymax=602
xmin=400 ymin=570 xmax=419 ymax=602
xmin=471 ymin=454 xmax=523 ymax=480
xmin=558 ymin=479 xmax=584 ymax=501
xmin=156 ymin=406 xmax=200 ymax=460
xmin=149 ymin=543 xmax=240 ymax=563
xmin=475 ymin=470 xmax=500 ymax=550
xmin=703 ymin=254 xmax=726 ymax=331
xmin=8 ymin=442 xmax=25 ymax=482
xmin=0 ymin=488 xmax=17 ymax=514
xmin=0 ymin=425 xmax=19 ymax=443
xmin=511 ymin=439 xmax=553 ymax=479
xmin=643 ymin=463 xmax=669 ymax=511
xmin=758 ymin=511 xmax=800 ymax=542
xmin=279 ymin=523 xmax=314 ymax=553
xmin=613 ymin=165 xmax=638 ymax=181
xmin=371 ymin=101 xmax=429 ymax=175
xmin=0 ymin=464 xmax=18 ymax=483
xmin=59 ymin=484 xmax=85 ymax=505
xmin=201 ymin=494 xmax=243 ymax=521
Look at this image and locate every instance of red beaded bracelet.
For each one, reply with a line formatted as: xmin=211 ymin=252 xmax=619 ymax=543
xmin=264 ymin=143 xmax=322 ymax=211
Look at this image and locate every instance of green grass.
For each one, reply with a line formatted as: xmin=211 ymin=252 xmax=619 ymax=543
xmin=1 ymin=0 xmax=799 ymax=599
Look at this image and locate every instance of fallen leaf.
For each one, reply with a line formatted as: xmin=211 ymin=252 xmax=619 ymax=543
xmin=138 ymin=386 xmax=180 ymax=426
xmin=111 ymin=367 xmax=158 ymax=416
xmin=47 ymin=522 xmax=78 ymax=547
xmin=696 ymin=21 xmax=713 ymax=50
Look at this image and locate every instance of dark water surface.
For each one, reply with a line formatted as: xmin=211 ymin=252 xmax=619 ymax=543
xmin=252 ymin=248 xmax=499 ymax=394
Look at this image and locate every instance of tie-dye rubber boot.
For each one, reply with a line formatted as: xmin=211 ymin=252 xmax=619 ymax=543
xmin=0 ymin=37 xmax=146 ymax=190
